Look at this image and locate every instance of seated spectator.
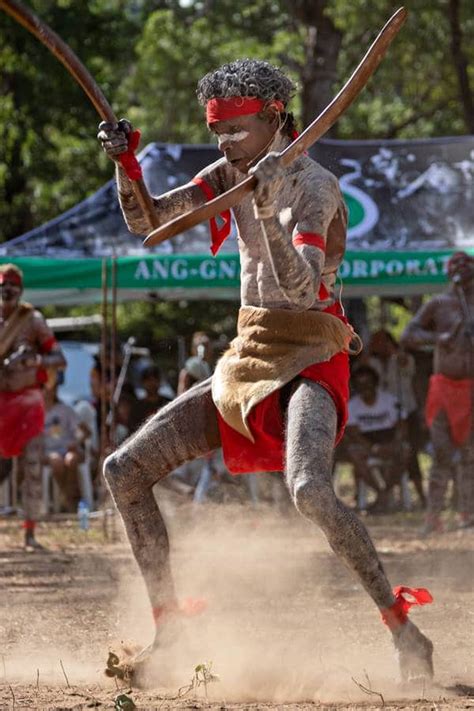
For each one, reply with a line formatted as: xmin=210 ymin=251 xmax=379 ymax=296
xmin=174 ymin=331 xmax=215 ymax=502
xmin=344 ymin=365 xmax=410 ymax=512
xmin=115 ymin=383 xmax=139 ymax=444
xmin=129 ymin=364 xmax=172 ymax=432
xmin=367 ymin=329 xmax=426 ymax=507
xmin=177 ymin=332 xmax=212 ymax=395
xmin=89 ymin=342 xmax=123 ymax=436
xmin=43 ymin=383 xmax=86 ymax=512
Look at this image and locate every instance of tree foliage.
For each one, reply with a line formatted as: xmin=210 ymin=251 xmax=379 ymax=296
xmin=1 ymin=0 xmax=472 ymax=243
xmin=1 ymin=0 xmax=472 ymax=351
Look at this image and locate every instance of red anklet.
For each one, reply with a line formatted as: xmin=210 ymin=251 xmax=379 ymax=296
xmin=381 ymin=586 xmax=433 ymax=630
xmin=152 ymin=597 xmax=207 ymax=625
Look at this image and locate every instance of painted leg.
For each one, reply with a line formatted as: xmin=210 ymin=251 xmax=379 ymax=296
xmin=285 ymin=380 xmax=433 ymax=681
xmin=424 ymin=412 xmax=455 ymax=534
xmin=19 ymin=434 xmax=45 ymax=551
xmin=103 ymin=377 xmax=220 ymax=656
xmin=456 ymin=433 xmax=474 ymax=527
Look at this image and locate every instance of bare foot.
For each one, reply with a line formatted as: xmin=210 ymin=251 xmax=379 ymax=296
xmin=24 ymin=535 xmax=47 ymax=553
xmin=105 ymin=618 xmax=184 ymax=687
xmin=393 ymin=620 xmax=434 ymax=682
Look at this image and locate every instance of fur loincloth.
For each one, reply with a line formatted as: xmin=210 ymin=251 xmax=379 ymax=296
xmin=212 ymin=305 xmax=355 ymax=441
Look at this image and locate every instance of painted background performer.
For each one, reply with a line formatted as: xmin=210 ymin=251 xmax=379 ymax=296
xmin=98 ymin=59 xmax=433 ymax=682
xmin=402 ymin=251 xmax=474 ymax=534
xmin=0 ymin=263 xmax=66 ymax=550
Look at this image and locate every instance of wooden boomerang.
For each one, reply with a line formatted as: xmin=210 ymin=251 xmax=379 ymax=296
xmin=0 ymin=0 xmax=159 ymax=229
xmin=144 ymin=6 xmax=407 ymax=248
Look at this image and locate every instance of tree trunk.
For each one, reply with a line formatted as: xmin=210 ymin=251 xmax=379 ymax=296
xmin=286 ymin=0 xmax=342 ymax=133
xmin=447 ymin=0 xmax=474 ymax=133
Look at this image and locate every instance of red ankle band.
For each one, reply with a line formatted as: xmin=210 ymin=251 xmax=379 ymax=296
xmin=152 ymin=597 xmax=207 ymax=626
xmin=152 ymin=602 xmax=177 ymax=624
xmin=381 ymin=586 xmax=433 ymax=630
xmin=22 ymin=520 xmax=35 ymax=532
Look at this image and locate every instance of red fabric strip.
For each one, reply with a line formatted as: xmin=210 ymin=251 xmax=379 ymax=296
xmin=192 ymin=176 xmax=232 ymax=255
xmin=293 ymin=232 xmax=326 ymax=252
xmin=425 ymin=373 xmax=473 ymax=446
xmin=0 ymin=388 xmax=45 ymax=458
xmin=206 ymin=96 xmax=284 ymax=124
xmin=152 ymin=597 xmax=207 ymax=626
xmin=218 ymin=347 xmax=350 ymax=475
xmin=381 ymin=586 xmax=433 ymax=630
xmin=39 ymin=336 xmax=57 ymax=354
xmin=22 ymin=520 xmax=35 ymax=531
xmin=318 ymin=282 xmax=329 ymax=301
xmin=0 ymin=269 xmax=22 ymax=286
xmin=118 ymin=129 xmax=143 ymax=181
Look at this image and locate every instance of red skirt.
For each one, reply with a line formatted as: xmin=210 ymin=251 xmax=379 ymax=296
xmin=217 ymin=349 xmax=349 ymax=474
xmin=425 ymin=373 xmax=473 ymax=446
xmin=0 ymin=388 xmax=45 ymax=458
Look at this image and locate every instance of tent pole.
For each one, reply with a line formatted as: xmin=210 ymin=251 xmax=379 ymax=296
xmin=100 ymin=258 xmax=108 ymax=465
xmin=109 ymin=255 xmax=118 ymax=448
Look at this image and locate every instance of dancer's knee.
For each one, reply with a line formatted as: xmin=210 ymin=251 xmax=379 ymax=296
xmin=291 ymin=477 xmax=337 ymax=525
xmin=103 ymin=447 xmax=138 ymax=497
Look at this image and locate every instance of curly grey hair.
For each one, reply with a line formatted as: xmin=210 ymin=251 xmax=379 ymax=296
xmin=196 ymin=59 xmax=296 ymax=107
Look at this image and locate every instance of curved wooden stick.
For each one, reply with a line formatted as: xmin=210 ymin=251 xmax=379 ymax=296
xmin=144 ymin=6 xmax=407 ymax=247
xmin=0 ymin=0 xmax=159 ymax=229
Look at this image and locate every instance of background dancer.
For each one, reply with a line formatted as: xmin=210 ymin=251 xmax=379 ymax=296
xmin=401 ymin=251 xmax=474 ymax=533
xmin=0 ymin=264 xmax=66 ymax=550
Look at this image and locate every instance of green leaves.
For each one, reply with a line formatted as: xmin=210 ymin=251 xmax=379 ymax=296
xmin=1 ymin=0 xmax=472 ymax=243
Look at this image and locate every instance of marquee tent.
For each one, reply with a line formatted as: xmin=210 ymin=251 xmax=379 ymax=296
xmin=1 ymin=135 xmax=473 ymax=304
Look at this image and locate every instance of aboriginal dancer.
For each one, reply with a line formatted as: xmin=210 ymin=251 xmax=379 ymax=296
xmin=402 ymin=251 xmax=474 ymax=533
xmin=0 ymin=263 xmax=66 ymax=550
xmin=98 ymin=59 xmax=434 ymax=681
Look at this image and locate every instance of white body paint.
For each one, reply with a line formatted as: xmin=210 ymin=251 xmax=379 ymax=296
xmin=217 ymin=130 xmax=249 ymax=145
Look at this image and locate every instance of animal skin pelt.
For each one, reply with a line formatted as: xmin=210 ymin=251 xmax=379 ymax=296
xmin=212 ymin=305 xmax=355 ymax=441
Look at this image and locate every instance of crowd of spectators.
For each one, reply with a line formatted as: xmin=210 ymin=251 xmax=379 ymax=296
xmin=0 ymin=324 xmax=469 ymax=528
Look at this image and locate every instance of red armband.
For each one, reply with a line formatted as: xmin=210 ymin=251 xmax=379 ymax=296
xmin=292 ymin=232 xmax=326 ymax=252
xmin=40 ymin=336 xmax=57 ymax=354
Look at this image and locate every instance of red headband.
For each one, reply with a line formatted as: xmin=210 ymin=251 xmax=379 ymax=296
xmin=447 ymin=251 xmax=473 ymax=271
xmin=0 ymin=269 xmax=23 ymax=287
xmin=206 ymin=96 xmax=284 ymax=124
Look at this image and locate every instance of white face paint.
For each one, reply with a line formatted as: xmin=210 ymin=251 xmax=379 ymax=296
xmin=217 ymin=130 xmax=249 ymax=145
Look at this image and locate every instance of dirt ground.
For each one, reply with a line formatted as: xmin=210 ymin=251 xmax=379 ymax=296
xmin=1 ymin=485 xmax=473 ymax=710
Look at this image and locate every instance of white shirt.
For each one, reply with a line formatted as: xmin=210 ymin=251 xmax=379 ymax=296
xmin=348 ymin=390 xmax=403 ymax=433
xmin=368 ymin=354 xmax=417 ymax=414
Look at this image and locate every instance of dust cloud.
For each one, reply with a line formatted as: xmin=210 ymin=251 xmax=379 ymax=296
xmin=1 ymin=489 xmax=472 ymax=706
xmin=113 ymin=496 xmax=432 ymax=703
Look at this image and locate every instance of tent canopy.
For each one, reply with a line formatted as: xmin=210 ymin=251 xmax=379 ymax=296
xmin=1 ymin=136 xmax=473 ymax=304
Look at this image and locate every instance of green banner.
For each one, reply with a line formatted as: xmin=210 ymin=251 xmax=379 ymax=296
xmin=2 ymin=249 xmax=473 ymax=292
xmin=340 ymin=250 xmax=474 ymax=286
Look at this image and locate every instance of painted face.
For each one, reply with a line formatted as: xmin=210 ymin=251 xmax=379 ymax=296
xmin=354 ymin=373 xmax=378 ymax=403
xmin=0 ymin=277 xmax=22 ymax=307
xmin=208 ymin=113 xmax=276 ymax=174
xmin=448 ymin=253 xmax=474 ymax=286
